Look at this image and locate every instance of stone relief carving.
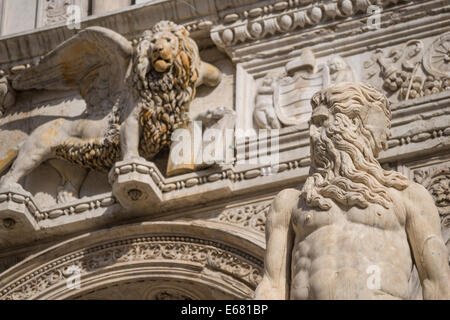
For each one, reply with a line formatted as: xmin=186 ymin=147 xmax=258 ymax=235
xmin=217 ymin=202 xmax=271 ymax=234
xmin=0 ymin=236 xmax=262 ymax=300
xmin=364 ymin=32 xmax=450 ymax=101
xmin=423 ymin=33 xmax=450 ymax=79
xmin=255 ymin=82 xmax=450 ymax=300
xmin=42 ymin=0 xmax=73 ymax=26
xmin=253 ymin=74 xmax=282 ymax=130
xmin=254 ymin=48 xmax=354 ymax=128
xmin=0 ymin=21 xmax=222 ymax=207
xmin=328 ymin=55 xmax=355 ymax=83
xmin=413 ymin=164 xmax=450 ymax=260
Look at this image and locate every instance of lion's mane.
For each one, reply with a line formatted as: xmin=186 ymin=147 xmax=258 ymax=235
xmin=133 ymin=21 xmax=200 ymax=159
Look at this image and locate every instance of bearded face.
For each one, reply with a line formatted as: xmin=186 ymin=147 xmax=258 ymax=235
xmin=302 ymin=82 xmax=409 ymax=211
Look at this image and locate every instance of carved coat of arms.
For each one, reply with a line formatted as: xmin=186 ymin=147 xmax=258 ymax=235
xmin=254 ymin=48 xmax=354 ymax=129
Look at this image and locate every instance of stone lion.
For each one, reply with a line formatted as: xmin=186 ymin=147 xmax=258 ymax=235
xmin=0 ymin=21 xmax=222 ymax=190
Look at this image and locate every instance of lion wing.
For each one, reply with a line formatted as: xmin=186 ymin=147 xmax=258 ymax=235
xmin=12 ymin=27 xmax=133 ymax=111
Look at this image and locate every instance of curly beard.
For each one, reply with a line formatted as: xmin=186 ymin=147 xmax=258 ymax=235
xmin=301 ymin=113 xmax=409 ymax=211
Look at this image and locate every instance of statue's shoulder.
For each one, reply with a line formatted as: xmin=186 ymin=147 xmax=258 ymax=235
xmin=265 ymin=188 xmax=301 ymax=228
xmin=272 ymin=188 xmax=302 ymax=212
xmin=396 ymin=180 xmax=435 ymax=209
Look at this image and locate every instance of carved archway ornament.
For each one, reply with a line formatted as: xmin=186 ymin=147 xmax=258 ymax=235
xmin=0 ymin=222 xmax=263 ymax=300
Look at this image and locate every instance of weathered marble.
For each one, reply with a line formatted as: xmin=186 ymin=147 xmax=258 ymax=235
xmin=0 ymin=0 xmax=449 ymax=300
xmin=255 ymin=82 xmax=450 ymax=300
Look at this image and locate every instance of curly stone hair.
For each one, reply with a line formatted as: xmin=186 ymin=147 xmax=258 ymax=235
xmin=133 ymin=20 xmax=201 ymax=159
xmin=302 ymin=82 xmax=409 ymax=211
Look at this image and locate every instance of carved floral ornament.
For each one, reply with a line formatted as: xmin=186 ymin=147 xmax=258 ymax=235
xmin=0 ymin=235 xmax=263 ymax=300
xmin=212 ymin=0 xmax=409 ymax=48
xmin=364 ymin=32 xmax=450 ymax=101
xmin=413 ymin=164 xmax=450 ymax=262
xmin=217 ymin=201 xmax=271 ymax=233
xmin=413 ymin=165 xmax=450 ymax=228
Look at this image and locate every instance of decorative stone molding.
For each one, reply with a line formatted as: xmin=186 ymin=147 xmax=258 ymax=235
xmin=387 ymin=127 xmax=449 ymax=149
xmin=0 ymin=188 xmax=41 ymax=233
xmin=211 ymin=0 xmax=410 ymax=50
xmin=0 ymin=235 xmax=262 ymax=300
xmin=0 ymin=5 xmax=449 ymax=294
xmin=0 ymin=189 xmax=116 ymax=224
xmin=0 ymin=0 xmax=445 ymax=68
xmin=423 ymin=32 xmax=450 ymax=79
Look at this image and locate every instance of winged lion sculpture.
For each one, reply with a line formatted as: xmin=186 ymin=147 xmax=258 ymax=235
xmin=0 ymin=21 xmax=222 ymax=191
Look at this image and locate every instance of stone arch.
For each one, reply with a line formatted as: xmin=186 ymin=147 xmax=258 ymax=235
xmin=0 ymin=222 xmax=264 ymax=300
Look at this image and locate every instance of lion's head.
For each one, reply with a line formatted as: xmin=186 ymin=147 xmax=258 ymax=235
xmin=132 ymin=21 xmax=201 ymax=159
xmin=134 ymin=21 xmax=200 ymax=93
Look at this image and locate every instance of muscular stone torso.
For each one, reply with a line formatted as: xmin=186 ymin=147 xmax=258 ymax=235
xmin=290 ymin=188 xmax=413 ymax=300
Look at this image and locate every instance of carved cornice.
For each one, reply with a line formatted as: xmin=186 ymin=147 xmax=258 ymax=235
xmin=211 ymin=0 xmax=385 ymax=49
xmin=0 ymin=235 xmax=262 ymax=300
xmin=0 ymin=0 xmax=446 ymax=68
xmin=0 ymin=189 xmax=117 ymax=224
xmin=211 ymin=0 xmax=448 ymax=63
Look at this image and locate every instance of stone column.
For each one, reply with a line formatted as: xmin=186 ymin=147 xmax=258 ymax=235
xmin=92 ymin=0 xmax=132 ymax=15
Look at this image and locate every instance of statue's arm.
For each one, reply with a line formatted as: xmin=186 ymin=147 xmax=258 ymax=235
xmin=405 ymin=183 xmax=450 ymax=300
xmin=254 ymin=189 xmax=299 ymax=300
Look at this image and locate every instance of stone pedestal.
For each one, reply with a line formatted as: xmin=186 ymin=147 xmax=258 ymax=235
xmin=109 ymin=160 xmax=163 ymax=213
xmin=0 ymin=189 xmax=40 ymax=236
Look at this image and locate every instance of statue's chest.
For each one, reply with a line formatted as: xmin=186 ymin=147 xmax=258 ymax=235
xmin=292 ymin=202 xmax=404 ymax=240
